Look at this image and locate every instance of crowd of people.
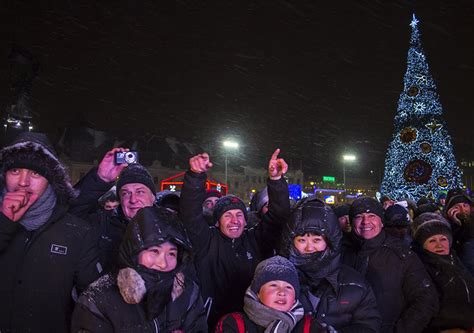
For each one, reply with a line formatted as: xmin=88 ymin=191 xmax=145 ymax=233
xmin=0 ymin=131 xmax=473 ymax=333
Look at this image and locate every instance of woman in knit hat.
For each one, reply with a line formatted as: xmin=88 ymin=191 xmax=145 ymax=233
xmin=216 ymin=255 xmax=327 ymax=333
xmin=412 ymin=212 xmax=474 ymax=332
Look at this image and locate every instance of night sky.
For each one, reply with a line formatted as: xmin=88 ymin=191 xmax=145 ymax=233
xmin=1 ymin=1 xmax=473 ymax=178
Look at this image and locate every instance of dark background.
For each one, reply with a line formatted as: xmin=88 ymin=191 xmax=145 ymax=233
xmin=1 ymin=1 xmax=473 ymax=177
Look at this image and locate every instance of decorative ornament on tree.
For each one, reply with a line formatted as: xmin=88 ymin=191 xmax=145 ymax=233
xmin=404 ymin=160 xmax=432 ymax=184
xmin=407 ymin=86 xmax=420 ymax=97
xmin=425 ymin=119 xmax=443 ymax=134
xmin=414 ymin=102 xmax=425 ymax=113
xmin=437 ymin=176 xmax=448 ymax=188
xmin=415 ymin=74 xmax=428 ymax=85
xmin=420 ymin=142 xmax=432 ymax=154
xmin=400 ymin=127 xmax=418 ymax=143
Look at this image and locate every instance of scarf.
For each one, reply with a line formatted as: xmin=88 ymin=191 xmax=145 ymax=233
xmin=0 ymin=185 xmax=56 ymax=231
xmin=243 ymin=287 xmax=304 ymax=333
xmin=136 ymin=265 xmax=176 ymax=320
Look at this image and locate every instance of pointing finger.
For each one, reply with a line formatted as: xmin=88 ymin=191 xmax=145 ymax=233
xmin=270 ymin=148 xmax=280 ymax=160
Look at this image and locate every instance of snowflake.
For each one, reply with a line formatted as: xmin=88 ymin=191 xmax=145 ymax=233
xmin=414 ymin=51 xmax=425 ymax=60
xmin=414 ymin=102 xmax=425 ymax=113
xmin=435 ymin=155 xmax=446 ymax=167
xmin=415 ymin=74 xmax=427 ymax=85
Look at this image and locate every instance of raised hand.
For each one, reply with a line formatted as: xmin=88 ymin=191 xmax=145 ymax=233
xmin=189 ymin=153 xmax=213 ymax=173
xmin=268 ymin=148 xmax=288 ymax=180
xmin=97 ymin=147 xmax=129 ymax=182
xmin=1 ymin=190 xmax=38 ymax=222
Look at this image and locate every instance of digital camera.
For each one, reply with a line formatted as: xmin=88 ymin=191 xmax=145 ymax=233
xmin=114 ymin=151 xmax=139 ymax=164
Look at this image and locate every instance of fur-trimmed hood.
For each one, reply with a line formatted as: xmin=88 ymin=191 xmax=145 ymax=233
xmin=0 ymin=132 xmax=77 ymax=202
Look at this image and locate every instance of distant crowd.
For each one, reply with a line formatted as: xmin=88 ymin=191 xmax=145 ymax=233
xmin=0 ymin=132 xmax=473 ymax=333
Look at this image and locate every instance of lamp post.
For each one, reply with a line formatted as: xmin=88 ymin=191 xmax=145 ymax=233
xmin=342 ymin=154 xmax=356 ymax=189
xmin=223 ymin=140 xmax=239 ymax=188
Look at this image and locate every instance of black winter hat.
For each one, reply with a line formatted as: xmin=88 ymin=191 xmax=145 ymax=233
xmin=213 ymin=195 xmax=247 ymax=224
xmin=349 ymin=197 xmax=384 ymax=222
xmin=333 ymin=204 xmax=350 ymax=218
xmin=412 ymin=212 xmax=452 ymax=247
xmin=445 ymin=188 xmax=472 ymax=212
xmin=250 ymin=255 xmax=300 ymax=297
xmin=0 ymin=132 xmax=76 ymax=201
xmin=116 ymin=163 xmax=156 ymax=196
xmin=203 ymin=189 xmax=222 ymax=202
xmin=384 ymin=204 xmax=410 ymax=227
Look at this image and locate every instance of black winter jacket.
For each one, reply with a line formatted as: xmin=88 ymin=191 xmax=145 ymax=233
xmin=0 ymin=205 xmax=101 ymax=333
xmin=281 ymin=198 xmax=380 ymax=333
xmin=414 ymin=247 xmax=474 ymax=332
xmin=72 ymin=273 xmax=207 ymax=332
xmin=179 ymin=171 xmax=290 ymax=330
xmin=342 ymin=230 xmax=439 ymax=333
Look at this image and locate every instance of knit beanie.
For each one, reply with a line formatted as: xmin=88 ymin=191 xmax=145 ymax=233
xmin=384 ymin=204 xmax=410 ymax=227
xmin=445 ymin=188 xmax=472 ymax=212
xmin=412 ymin=212 xmax=452 ymax=246
xmin=333 ymin=204 xmax=350 ymax=218
xmin=250 ymin=256 xmax=300 ymax=297
xmin=0 ymin=132 xmax=76 ymax=201
xmin=349 ymin=197 xmax=384 ymax=222
xmin=116 ymin=164 xmax=156 ymax=195
xmin=213 ymin=195 xmax=247 ymax=224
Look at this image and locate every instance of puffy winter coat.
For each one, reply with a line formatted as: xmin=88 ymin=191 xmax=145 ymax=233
xmin=413 ymin=246 xmax=474 ymax=332
xmin=179 ymin=171 xmax=290 ymax=330
xmin=342 ymin=230 xmax=439 ymax=333
xmin=281 ymin=197 xmax=381 ymax=332
xmin=72 ymin=206 xmax=208 ymax=332
xmin=0 ymin=205 xmax=101 ymax=333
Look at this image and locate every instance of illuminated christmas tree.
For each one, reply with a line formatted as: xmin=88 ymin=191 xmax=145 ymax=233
xmin=380 ymin=14 xmax=463 ymax=202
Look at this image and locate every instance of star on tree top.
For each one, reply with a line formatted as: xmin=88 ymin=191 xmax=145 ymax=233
xmin=410 ymin=14 xmax=419 ymax=29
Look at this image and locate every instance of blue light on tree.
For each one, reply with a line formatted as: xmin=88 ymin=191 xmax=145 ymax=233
xmin=380 ymin=14 xmax=463 ymax=202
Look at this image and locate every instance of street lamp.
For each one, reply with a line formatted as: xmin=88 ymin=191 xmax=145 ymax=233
xmin=342 ymin=154 xmax=356 ymax=189
xmin=223 ymin=140 xmax=239 ymax=188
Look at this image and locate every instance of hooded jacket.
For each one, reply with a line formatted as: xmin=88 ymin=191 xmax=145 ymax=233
xmin=179 ymin=171 xmax=290 ymax=330
xmin=281 ymin=197 xmax=380 ymax=333
xmin=72 ymin=206 xmax=207 ymax=332
xmin=0 ymin=132 xmax=100 ymax=332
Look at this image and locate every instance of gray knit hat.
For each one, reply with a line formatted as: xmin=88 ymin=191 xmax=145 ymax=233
xmin=250 ymin=256 xmax=300 ymax=297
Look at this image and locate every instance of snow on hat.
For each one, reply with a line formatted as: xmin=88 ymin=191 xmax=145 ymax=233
xmin=116 ymin=164 xmax=156 ymax=195
xmin=412 ymin=212 xmax=452 ymax=246
xmin=213 ymin=195 xmax=247 ymax=224
xmin=384 ymin=204 xmax=410 ymax=227
xmin=0 ymin=132 xmax=76 ymax=201
xmin=349 ymin=197 xmax=384 ymax=222
xmin=250 ymin=256 xmax=300 ymax=297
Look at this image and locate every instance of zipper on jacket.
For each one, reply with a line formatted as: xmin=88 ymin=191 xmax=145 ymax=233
xmin=153 ymin=318 xmax=159 ymax=333
xmin=461 ymin=277 xmax=471 ymax=303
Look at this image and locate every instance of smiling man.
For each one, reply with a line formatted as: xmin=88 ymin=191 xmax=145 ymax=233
xmin=342 ymin=197 xmax=439 ymax=333
xmin=0 ymin=132 xmax=100 ymax=332
xmin=179 ymin=149 xmax=290 ymax=330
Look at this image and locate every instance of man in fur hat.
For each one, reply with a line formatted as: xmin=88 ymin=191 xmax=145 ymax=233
xmin=0 ymin=132 xmax=101 ymax=333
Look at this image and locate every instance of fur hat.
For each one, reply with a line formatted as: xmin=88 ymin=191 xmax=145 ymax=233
xmin=412 ymin=212 xmax=452 ymax=246
xmin=116 ymin=163 xmax=156 ymax=196
xmin=213 ymin=195 xmax=247 ymax=224
xmin=250 ymin=256 xmax=300 ymax=297
xmin=0 ymin=132 xmax=76 ymax=201
xmin=349 ymin=197 xmax=384 ymax=222
xmin=384 ymin=204 xmax=410 ymax=227
xmin=414 ymin=203 xmax=439 ymax=218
